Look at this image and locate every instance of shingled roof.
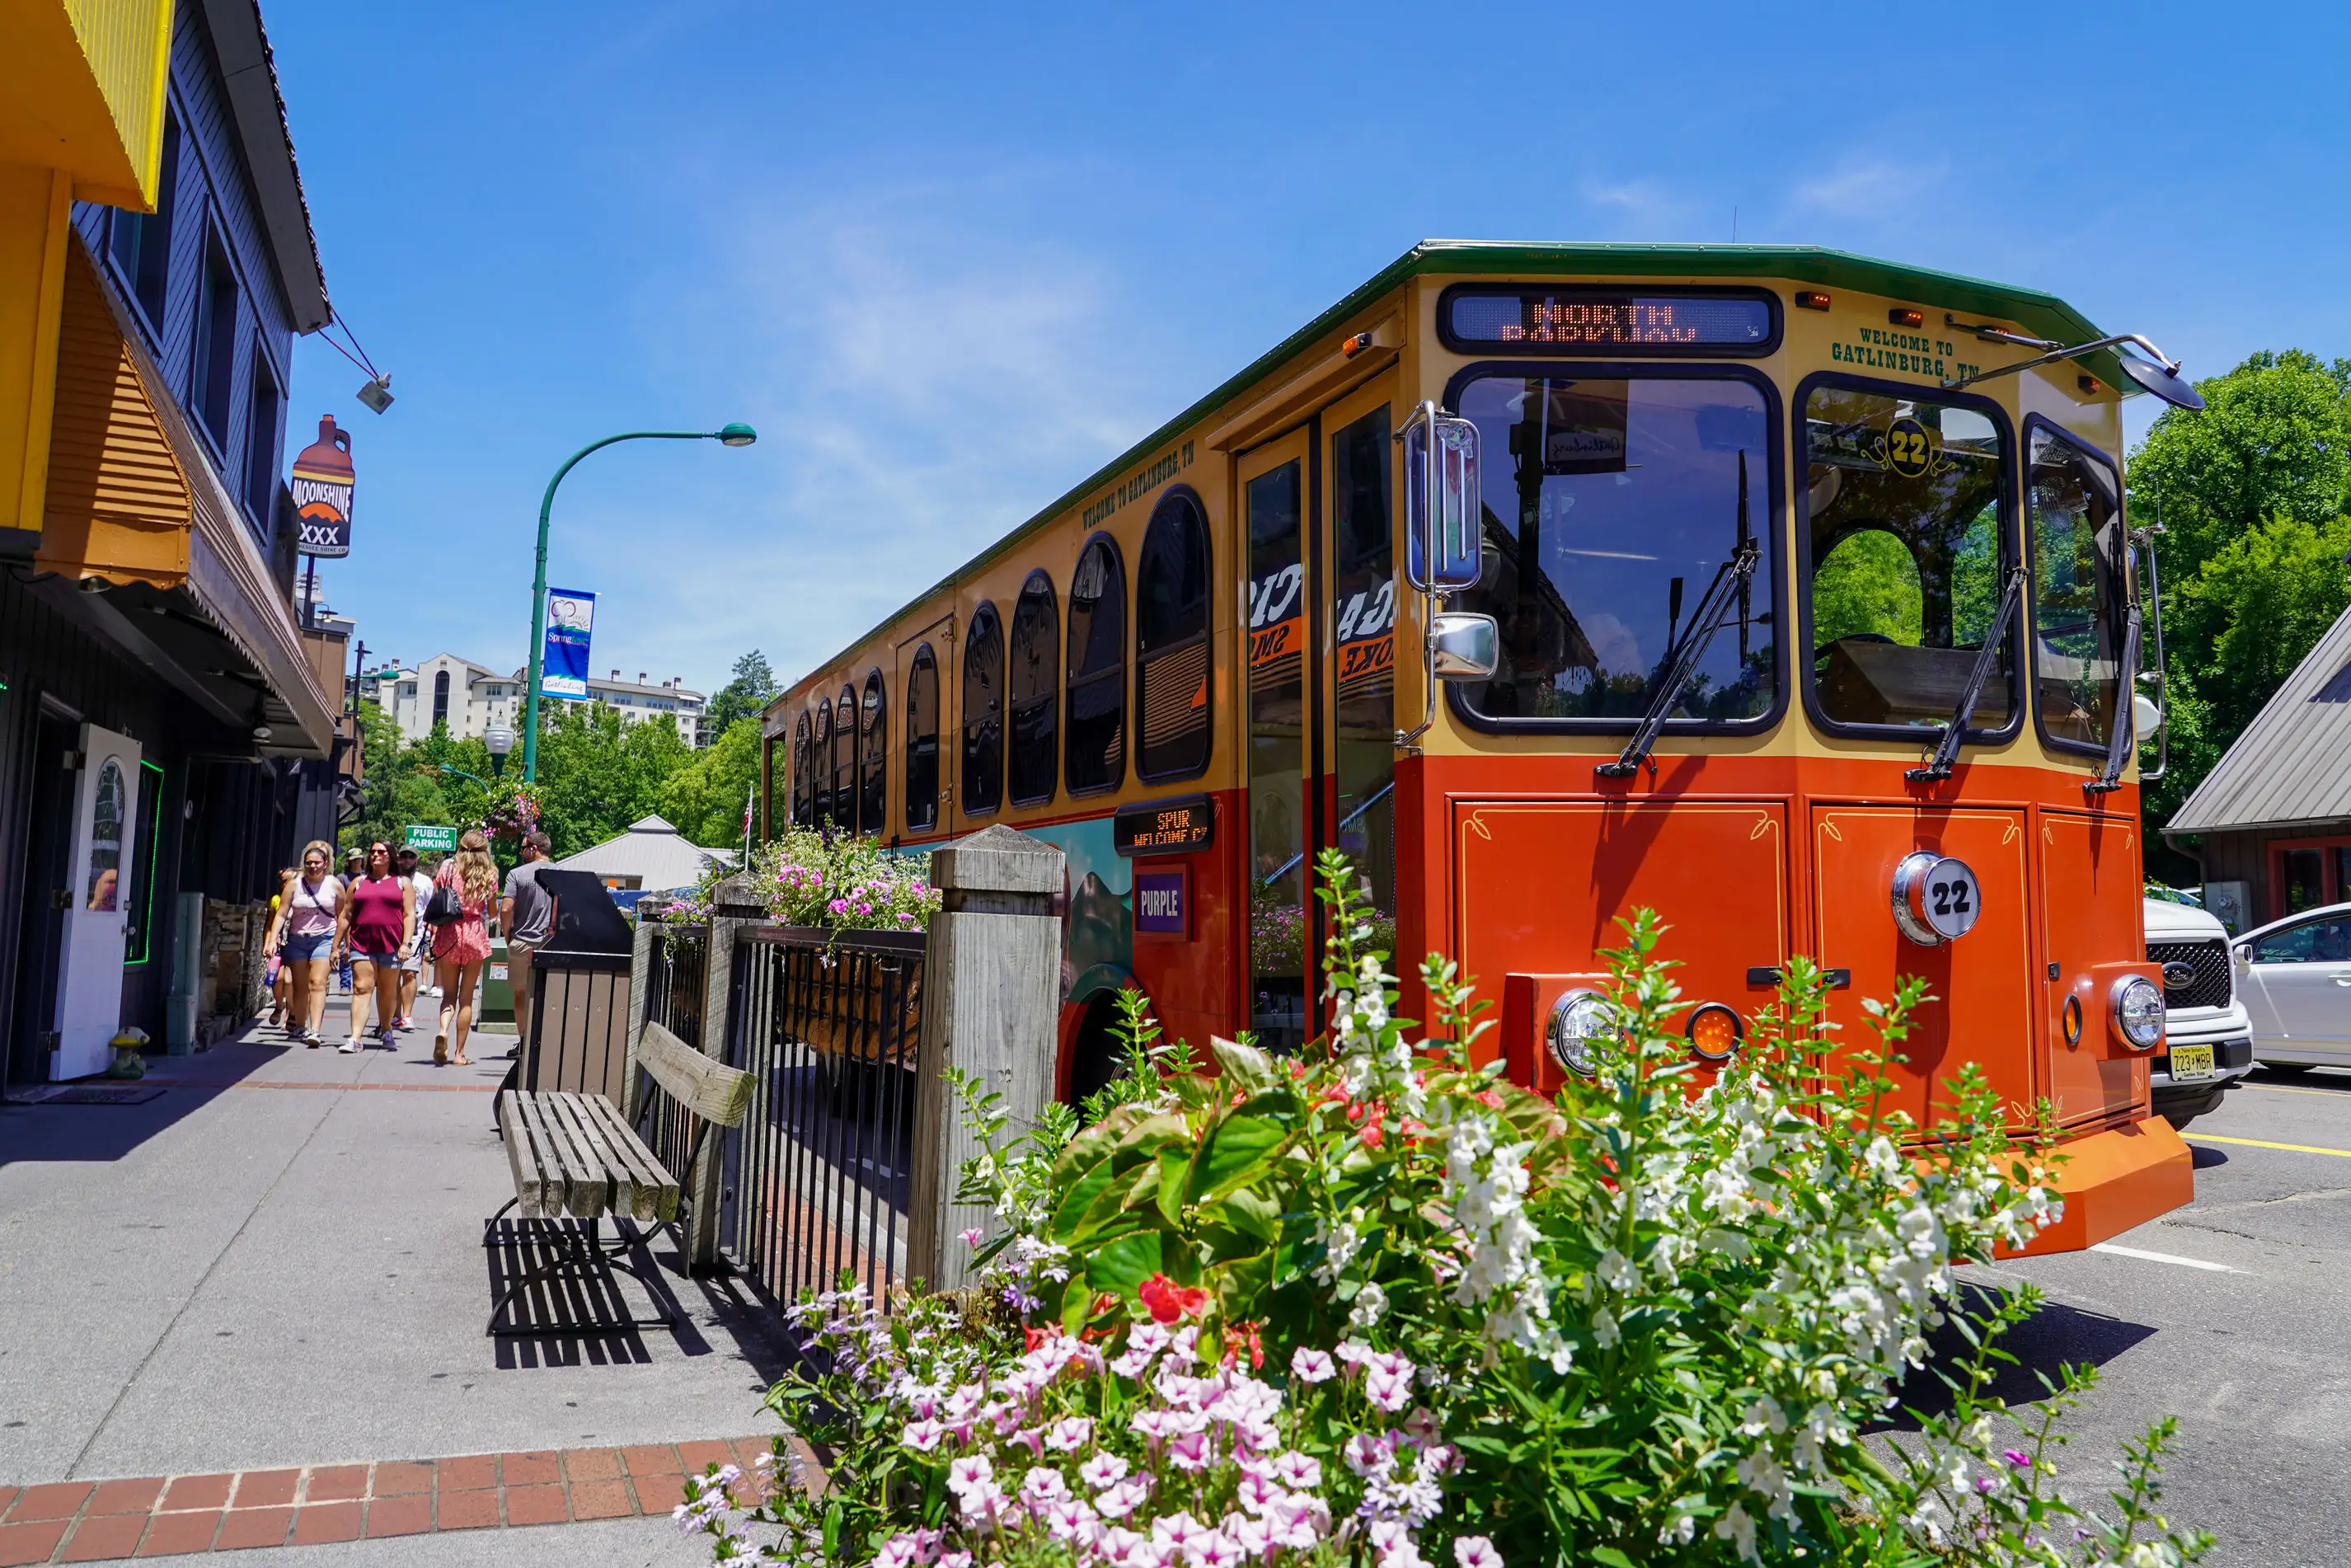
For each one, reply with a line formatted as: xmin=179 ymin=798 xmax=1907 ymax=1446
xmin=2167 ymin=603 xmax=2351 ymax=835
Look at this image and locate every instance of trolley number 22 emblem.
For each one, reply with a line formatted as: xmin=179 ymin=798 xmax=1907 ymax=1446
xmin=1875 ymin=415 xmax=1942 ymax=480
xmin=1892 ymin=852 xmax=1983 ymax=945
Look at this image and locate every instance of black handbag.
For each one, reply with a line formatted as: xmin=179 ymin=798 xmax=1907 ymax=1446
xmin=423 ymin=880 xmax=464 ymax=927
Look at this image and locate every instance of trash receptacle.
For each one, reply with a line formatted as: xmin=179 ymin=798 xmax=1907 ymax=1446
xmin=480 ymin=935 xmax=514 ymax=1027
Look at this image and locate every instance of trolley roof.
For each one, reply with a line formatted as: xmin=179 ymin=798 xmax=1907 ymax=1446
xmin=795 ymin=240 xmax=2119 ymax=692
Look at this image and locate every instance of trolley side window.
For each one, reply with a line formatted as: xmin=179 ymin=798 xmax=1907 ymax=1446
xmin=905 ymin=644 xmax=940 ymax=833
xmin=1065 ymin=535 xmax=1126 ymax=795
xmin=833 ymin=683 xmax=858 ymax=833
xmin=2026 ymin=425 xmax=2128 ymax=754
xmin=1136 ymin=491 xmax=1213 ymax=781
xmin=963 ymin=602 xmax=1006 ymax=815
xmin=811 ymin=699 xmax=833 ymax=827
xmin=1009 ymin=570 xmax=1060 ymax=805
xmin=1802 ymin=383 xmax=2013 ymax=734
xmin=1453 ymin=373 xmax=1776 ymax=726
xmin=791 ymin=711 xmax=814 ymax=828
xmin=861 ymin=668 xmax=887 ymax=834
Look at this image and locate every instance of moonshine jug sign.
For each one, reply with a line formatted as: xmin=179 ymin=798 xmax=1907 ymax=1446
xmin=289 ymin=415 xmax=354 ymax=557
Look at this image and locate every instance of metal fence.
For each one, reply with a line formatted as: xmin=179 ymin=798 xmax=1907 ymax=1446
xmin=717 ymin=925 xmax=927 ymax=1307
xmin=636 ymin=921 xmax=709 ymax=1181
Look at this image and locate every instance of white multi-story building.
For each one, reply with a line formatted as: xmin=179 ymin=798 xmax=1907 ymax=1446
xmin=375 ymin=654 xmax=705 ymax=748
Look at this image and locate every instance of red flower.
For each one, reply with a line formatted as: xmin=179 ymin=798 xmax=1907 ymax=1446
xmin=1024 ymin=1324 xmax=1049 ymax=1352
xmin=1138 ymin=1272 xmax=1209 ymax=1325
xmin=1478 ymin=1089 xmax=1506 ymax=1110
xmin=1359 ymin=1121 xmax=1386 ymax=1151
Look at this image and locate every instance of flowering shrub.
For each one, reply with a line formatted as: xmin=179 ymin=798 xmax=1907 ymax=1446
xmin=755 ymin=828 xmax=943 ymax=932
xmin=686 ymin=852 xmax=2208 ymax=1567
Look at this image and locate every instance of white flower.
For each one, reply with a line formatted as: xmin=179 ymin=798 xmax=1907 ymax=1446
xmin=1590 ymin=1307 xmax=1620 ymax=1348
xmin=1349 ymin=1281 xmax=1389 ymax=1329
xmin=1452 ymin=1535 xmax=1504 ymax=1568
xmin=1713 ymin=1501 xmax=1757 ymax=1561
xmin=1596 ymin=1249 xmax=1638 ymax=1293
xmin=1290 ymin=1347 xmax=1336 ymax=1383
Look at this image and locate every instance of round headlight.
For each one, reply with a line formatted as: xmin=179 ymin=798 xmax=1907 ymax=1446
xmin=1546 ymin=988 xmax=1614 ymax=1077
xmin=2110 ymin=975 xmax=2165 ymax=1052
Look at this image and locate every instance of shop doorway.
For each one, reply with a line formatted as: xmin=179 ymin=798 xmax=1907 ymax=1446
xmin=8 ymin=710 xmax=78 ymax=1083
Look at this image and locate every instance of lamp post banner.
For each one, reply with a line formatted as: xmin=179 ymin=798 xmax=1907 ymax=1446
xmin=542 ymin=587 xmax=595 ymax=699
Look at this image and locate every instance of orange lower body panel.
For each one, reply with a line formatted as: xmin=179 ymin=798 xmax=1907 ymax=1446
xmin=2001 ymin=1117 xmax=2194 ymax=1257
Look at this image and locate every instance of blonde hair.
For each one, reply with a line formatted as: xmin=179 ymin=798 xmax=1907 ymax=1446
xmin=300 ymin=840 xmax=334 ymax=867
xmin=452 ymin=829 xmax=500 ymax=905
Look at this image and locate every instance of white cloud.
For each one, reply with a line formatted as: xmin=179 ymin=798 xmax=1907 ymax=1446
xmin=1786 ymin=155 xmax=1952 ymax=221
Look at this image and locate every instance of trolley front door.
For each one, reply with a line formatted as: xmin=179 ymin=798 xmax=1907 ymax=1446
xmin=1236 ymin=375 xmax=1401 ymax=1049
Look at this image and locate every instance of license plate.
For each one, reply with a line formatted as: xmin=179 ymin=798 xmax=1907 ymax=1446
xmin=2168 ymin=1044 xmax=2215 ymax=1082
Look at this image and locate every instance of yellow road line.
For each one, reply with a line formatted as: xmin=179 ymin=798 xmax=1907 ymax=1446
xmin=2189 ymin=1134 xmax=2351 ymax=1159
xmin=2242 ymin=1082 xmax=2351 ymax=1097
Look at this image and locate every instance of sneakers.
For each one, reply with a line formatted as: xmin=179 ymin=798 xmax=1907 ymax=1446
xmin=304 ymin=1031 xmax=323 ymax=1049
xmin=338 ymin=1041 xmax=360 ymax=1054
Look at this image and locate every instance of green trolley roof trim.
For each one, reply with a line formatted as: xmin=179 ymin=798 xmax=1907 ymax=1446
xmin=781 ymin=240 xmax=2119 ymax=703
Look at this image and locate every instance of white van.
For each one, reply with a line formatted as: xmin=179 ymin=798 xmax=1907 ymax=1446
xmin=2143 ymin=895 xmax=2255 ymax=1127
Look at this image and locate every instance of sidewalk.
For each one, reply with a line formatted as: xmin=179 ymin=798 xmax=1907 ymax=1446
xmin=0 ymin=989 xmax=796 ymax=1564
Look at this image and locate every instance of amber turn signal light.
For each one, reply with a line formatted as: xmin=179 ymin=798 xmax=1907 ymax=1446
xmin=1342 ymin=331 xmax=1374 ymax=358
xmin=1889 ymin=307 xmax=1925 ymax=328
xmin=1687 ymin=1002 xmax=1743 ymax=1062
xmin=1794 ymin=290 xmax=1831 ymax=311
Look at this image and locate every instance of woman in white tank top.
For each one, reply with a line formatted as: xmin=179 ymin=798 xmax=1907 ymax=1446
xmin=263 ymin=840 xmax=344 ymax=1046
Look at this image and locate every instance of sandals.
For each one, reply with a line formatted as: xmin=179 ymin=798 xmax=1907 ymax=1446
xmin=434 ymin=1038 xmax=448 ymax=1065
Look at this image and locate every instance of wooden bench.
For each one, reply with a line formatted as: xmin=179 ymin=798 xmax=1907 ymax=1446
xmin=484 ymin=1024 xmax=753 ymax=1337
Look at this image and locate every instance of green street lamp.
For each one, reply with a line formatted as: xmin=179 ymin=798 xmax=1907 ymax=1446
xmin=439 ymin=763 xmax=490 ymax=789
xmin=520 ymin=424 xmax=757 ymax=781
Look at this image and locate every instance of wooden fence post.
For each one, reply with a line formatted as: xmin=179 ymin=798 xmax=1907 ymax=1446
xmin=686 ymin=876 xmax=769 ymax=1274
xmin=905 ymin=824 xmax=1066 ymax=1293
xmin=623 ymin=918 xmax=656 ymax=1121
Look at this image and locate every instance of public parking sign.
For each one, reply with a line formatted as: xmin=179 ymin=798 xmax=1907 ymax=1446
xmin=405 ymin=824 xmax=458 ymax=852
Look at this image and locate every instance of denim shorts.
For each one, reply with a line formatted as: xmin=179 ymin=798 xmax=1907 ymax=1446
xmin=284 ymin=931 xmax=332 ymax=963
xmin=354 ymin=949 xmax=400 ymax=969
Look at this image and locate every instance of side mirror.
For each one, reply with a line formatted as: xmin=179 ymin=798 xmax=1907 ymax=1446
xmin=1401 ymin=401 xmax=1481 ymax=594
xmin=2132 ymin=692 xmax=2162 ymax=741
xmin=1429 ymin=612 xmax=1499 ymax=681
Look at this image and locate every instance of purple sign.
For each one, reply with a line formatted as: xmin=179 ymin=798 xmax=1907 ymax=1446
xmin=1134 ymin=868 xmax=1187 ymax=936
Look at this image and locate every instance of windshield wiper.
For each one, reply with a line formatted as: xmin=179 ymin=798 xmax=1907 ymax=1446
xmin=1597 ymin=538 xmax=1762 ymax=779
xmin=1905 ymin=563 xmax=2027 ymax=782
xmin=2083 ymin=603 xmax=2144 ymax=796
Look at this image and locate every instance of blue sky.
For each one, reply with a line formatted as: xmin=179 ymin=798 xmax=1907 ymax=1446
xmin=271 ymin=2 xmax=2351 ymax=699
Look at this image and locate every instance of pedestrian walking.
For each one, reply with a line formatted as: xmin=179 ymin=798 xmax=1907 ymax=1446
xmin=429 ymin=829 xmax=500 ymax=1067
xmin=263 ymin=867 xmax=294 ymax=1031
xmin=500 ymin=829 xmax=555 ymax=1059
xmin=336 ymin=840 xmax=412 ymax=1053
xmin=393 ymin=846 xmax=434 ymax=1030
xmin=261 ymin=843 xmax=342 ymax=1045
xmin=336 ymin=847 xmax=364 ymax=993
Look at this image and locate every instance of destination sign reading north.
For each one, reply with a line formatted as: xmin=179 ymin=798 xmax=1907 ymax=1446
xmin=1114 ymin=796 xmax=1214 ymax=857
xmin=1444 ymin=289 xmax=1774 ymax=352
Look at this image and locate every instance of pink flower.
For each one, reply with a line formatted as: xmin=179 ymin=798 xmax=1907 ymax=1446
xmin=1151 ymin=1513 xmax=1212 ymax=1552
xmin=1021 ymin=1467 xmax=1072 ymax=1506
xmin=954 ymin=1480 xmax=1005 ymax=1522
xmin=2003 ymin=1448 xmax=2033 ymax=1468
xmin=1041 ymin=1498 xmax=1098 ymax=1542
xmin=1453 ymin=1537 xmax=1504 ymax=1568
xmin=1345 ymin=1432 xmax=1396 ymax=1478
xmin=1270 ymin=1452 xmax=1321 ymax=1491
xmin=1226 ymin=1514 xmax=1275 ymax=1559
xmin=946 ymin=1455 xmax=994 ymax=1497
xmin=1045 ymin=1416 xmax=1094 ymax=1453
xmin=1187 ymin=1529 xmax=1244 ymax=1568
xmin=1166 ymin=1430 xmax=1217 ymax=1472
xmin=901 ymin=1420 xmax=947 ymax=1453
xmin=1080 ymin=1453 xmax=1130 ymax=1491
xmin=1289 ymin=1348 xmax=1336 ymax=1383
xmin=1096 ymin=1477 xmax=1152 ymax=1520
xmin=1364 ymin=1368 xmax=1414 ymax=1411
xmin=960 ymin=1227 xmax=983 ymax=1250
xmin=1232 ymin=1471 xmax=1283 ymax=1515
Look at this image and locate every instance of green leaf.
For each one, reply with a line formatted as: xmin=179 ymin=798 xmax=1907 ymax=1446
xmin=1589 ymin=1550 xmax=1635 ymax=1568
xmin=1208 ymin=1034 xmax=1279 ymax=1092
xmin=1086 ymin=1231 xmax=1163 ymax=1294
xmin=1049 ymin=1153 xmax=1119 ymax=1236
xmin=1185 ymin=1110 xmax=1288 ymax=1206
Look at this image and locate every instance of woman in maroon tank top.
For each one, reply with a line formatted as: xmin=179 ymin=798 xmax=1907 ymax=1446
xmin=336 ymin=840 xmax=414 ymax=1054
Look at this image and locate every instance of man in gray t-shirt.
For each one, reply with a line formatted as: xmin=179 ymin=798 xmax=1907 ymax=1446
xmin=501 ymin=832 xmax=555 ymax=1051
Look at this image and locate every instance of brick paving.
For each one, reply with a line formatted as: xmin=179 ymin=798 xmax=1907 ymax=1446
xmin=0 ymin=1438 xmax=775 ymax=1565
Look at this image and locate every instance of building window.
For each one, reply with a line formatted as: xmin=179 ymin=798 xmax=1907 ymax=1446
xmin=1008 ymin=570 xmax=1058 ymax=805
xmin=244 ymin=354 xmax=281 ymax=533
xmin=195 ymin=228 xmax=239 ymax=448
xmin=906 ymin=644 xmax=940 ymax=833
xmin=110 ymin=108 xmax=178 ymax=326
xmin=791 ymin=712 xmax=814 ymax=828
xmin=833 ymin=683 xmax=858 ymax=833
xmin=812 ymin=700 xmax=833 ymax=827
xmin=1135 ymin=490 xmax=1213 ymax=781
xmin=432 ymin=669 xmax=450 ymax=730
xmin=963 ymin=603 xmax=1005 ymax=815
xmin=861 ymin=669 xmax=887 ymax=835
xmin=1065 ymin=535 xmax=1126 ymax=795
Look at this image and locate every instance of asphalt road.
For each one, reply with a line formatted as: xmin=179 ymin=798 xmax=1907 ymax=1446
xmin=1986 ymin=1063 xmax=2351 ymax=1567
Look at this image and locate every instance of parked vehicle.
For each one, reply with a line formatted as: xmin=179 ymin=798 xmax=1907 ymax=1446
xmin=2233 ymin=899 xmax=2351 ymax=1071
xmin=2143 ymin=896 xmax=2255 ymax=1126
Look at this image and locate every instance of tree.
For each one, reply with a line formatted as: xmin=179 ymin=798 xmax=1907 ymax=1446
xmin=2129 ymin=352 xmax=2351 ymax=864
xmin=663 ymin=716 xmax=763 ymax=848
xmin=705 ymin=649 xmax=779 ymax=733
xmin=530 ymin=700 xmax=694 ymax=857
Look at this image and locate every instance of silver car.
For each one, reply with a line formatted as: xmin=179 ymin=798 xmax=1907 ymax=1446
xmin=2144 ymin=895 xmax=2255 ymax=1126
xmin=2234 ymin=899 xmax=2351 ymax=1072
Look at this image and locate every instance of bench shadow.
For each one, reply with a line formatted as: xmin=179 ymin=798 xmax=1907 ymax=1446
xmin=483 ymin=1221 xmax=800 ymax=1382
xmin=0 ymin=1033 xmax=302 ymax=1166
xmin=1872 ymin=1281 xmax=2158 ymax=1431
